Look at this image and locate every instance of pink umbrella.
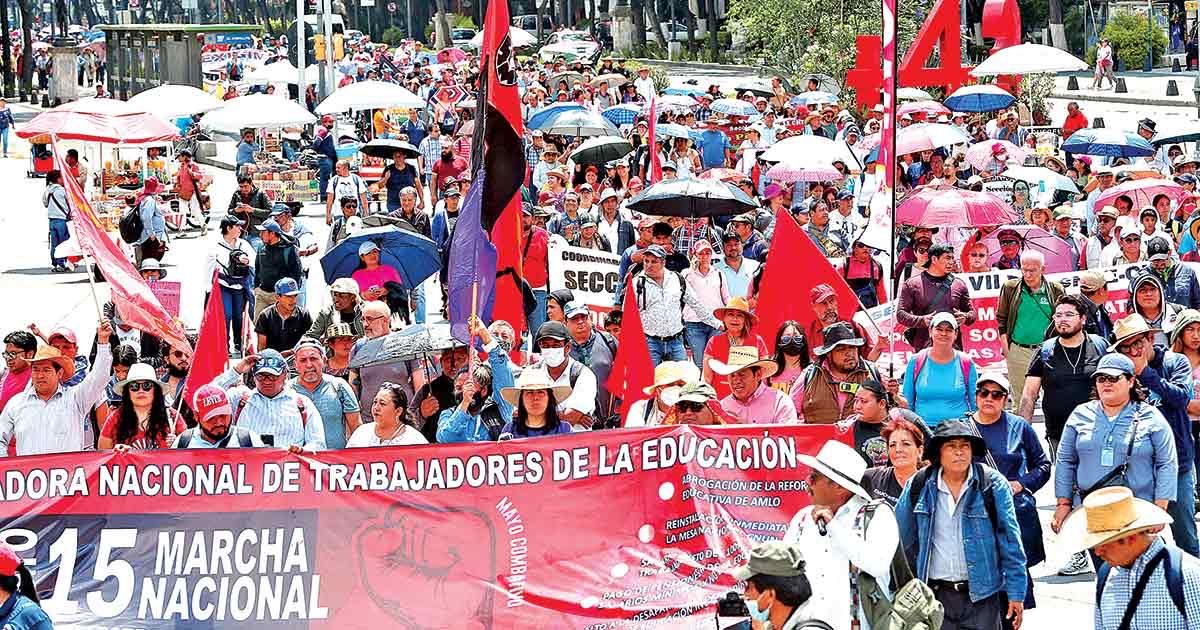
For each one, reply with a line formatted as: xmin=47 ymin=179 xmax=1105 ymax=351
xmin=897 ymin=185 xmax=1018 ymax=227
xmin=898 ymin=100 xmax=950 ymax=118
xmin=1093 ymin=178 xmax=1188 ymax=211
xmin=698 ymin=168 xmax=745 ymax=182
xmin=766 ymin=161 xmax=843 ymax=183
xmin=437 ymin=47 xmax=467 ymax=64
xmin=895 ymin=123 xmax=970 ymax=155
xmin=980 ymin=225 xmax=1077 ymax=274
xmin=17 ymin=99 xmax=179 ymax=144
xmin=963 ymin=140 xmax=1028 ymax=172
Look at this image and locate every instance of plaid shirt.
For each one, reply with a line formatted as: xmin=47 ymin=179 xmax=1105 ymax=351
xmin=672 ymin=221 xmax=720 ymax=258
xmin=695 ymin=105 xmax=712 ymax=121
xmin=525 ymin=140 xmax=544 ymax=166
xmin=1096 ymin=537 xmax=1200 ymax=630
xmin=418 ymin=136 xmax=444 ymax=174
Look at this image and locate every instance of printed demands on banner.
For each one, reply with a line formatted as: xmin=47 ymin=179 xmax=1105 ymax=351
xmin=548 ymin=241 xmax=622 ymax=312
xmin=0 ymin=425 xmax=842 ymax=629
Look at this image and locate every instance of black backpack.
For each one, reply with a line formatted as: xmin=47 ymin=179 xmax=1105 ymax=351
xmin=119 ymin=206 xmax=144 ymax=244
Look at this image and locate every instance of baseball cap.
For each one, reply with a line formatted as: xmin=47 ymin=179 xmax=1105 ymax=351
xmin=663 ymin=161 xmax=677 ymax=172
xmin=1147 ymin=236 xmax=1172 ymax=261
xmin=274 ymin=277 xmax=300 ymax=296
xmin=257 ymin=218 xmax=289 ymax=238
xmin=730 ymin=212 xmax=755 ymax=224
xmin=564 ymin=301 xmax=590 ymax=319
xmin=1079 ymin=271 xmax=1107 ymax=292
xmin=643 ymin=244 xmax=668 ymax=259
xmin=931 ymin=312 xmax=958 ymax=329
xmin=358 ymin=241 xmax=381 ymax=256
xmin=0 ymin=545 xmax=20 ymax=578
xmin=269 ymin=203 xmax=292 ymax=216
xmin=1140 ymin=206 xmax=1158 ymax=219
xmin=535 ymin=321 xmax=570 ymax=345
xmin=191 ymin=383 xmax=232 ymax=424
xmin=1053 ymin=206 xmax=1074 ymax=220
xmin=253 ymin=349 xmax=288 ymax=376
xmin=1176 ymin=173 xmax=1198 ymax=185
xmin=731 ymin=540 xmax=806 ymax=581
xmin=443 ymin=186 xmax=462 ymax=197
xmin=330 ymin=278 xmax=359 ymax=295
xmin=810 ymin=283 xmax=836 ymax=303
xmin=976 ymin=371 xmax=1011 ymax=394
xmin=47 ymin=326 xmax=77 ymax=345
xmin=836 ymin=189 xmax=854 ymax=200
xmin=676 ymin=381 xmax=718 ymax=404
xmin=1094 ymin=353 xmax=1135 ymax=378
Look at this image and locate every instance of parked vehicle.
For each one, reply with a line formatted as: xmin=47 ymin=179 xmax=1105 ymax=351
xmin=538 ymin=30 xmax=602 ymax=65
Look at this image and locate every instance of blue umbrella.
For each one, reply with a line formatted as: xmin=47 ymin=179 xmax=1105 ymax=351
xmin=664 ymin=85 xmax=706 ymax=97
xmin=525 ymin=103 xmax=585 ymax=130
xmin=790 ymin=91 xmax=836 ymax=106
xmin=602 ymin=103 xmax=640 ymax=126
xmin=320 ymin=226 xmax=441 ymax=288
xmin=943 ymin=84 xmax=1015 ymax=113
xmin=710 ymin=98 xmax=759 ymax=117
xmin=1061 ymin=129 xmax=1156 ymax=158
xmin=536 ymin=108 xmax=619 ymax=137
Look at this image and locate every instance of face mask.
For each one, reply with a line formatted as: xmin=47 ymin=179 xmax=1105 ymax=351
xmin=745 ymin=595 xmax=771 ymax=624
xmin=780 ymin=341 xmax=804 ymax=356
xmin=541 ymin=347 xmax=566 ymax=367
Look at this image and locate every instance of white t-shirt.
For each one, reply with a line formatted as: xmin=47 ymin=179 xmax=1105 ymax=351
xmin=345 ymin=423 xmax=428 ymax=447
xmin=327 ymin=173 xmax=367 ymax=202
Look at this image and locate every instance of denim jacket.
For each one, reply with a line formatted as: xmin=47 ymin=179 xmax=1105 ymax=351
xmin=895 ymin=462 xmax=1027 ymax=603
xmin=0 ymin=593 xmax=53 ymax=630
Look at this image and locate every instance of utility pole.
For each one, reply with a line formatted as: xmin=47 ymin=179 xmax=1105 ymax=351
xmin=296 ymin=0 xmax=306 ymax=107
xmin=1145 ymin=0 xmax=1153 ymax=71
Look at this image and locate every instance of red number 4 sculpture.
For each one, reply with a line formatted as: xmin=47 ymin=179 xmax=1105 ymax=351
xmin=847 ymin=0 xmax=1022 ymax=110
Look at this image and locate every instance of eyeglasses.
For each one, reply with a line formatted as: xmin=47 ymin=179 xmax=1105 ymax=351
xmin=1095 ymin=374 xmax=1126 ymax=384
xmin=675 ymin=401 xmax=706 ymax=412
xmin=999 ymin=240 xmax=1019 ymax=247
xmin=1117 ymin=336 xmax=1147 ymax=353
xmin=364 ymin=315 xmax=389 ymax=324
xmin=975 ymin=388 xmax=1006 ymax=400
xmin=1 ymin=351 xmax=28 ymax=360
xmin=127 ymin=381 xmax=156 ymax=392
xmin=1053 ymin=311 xmax=1080 ymax=319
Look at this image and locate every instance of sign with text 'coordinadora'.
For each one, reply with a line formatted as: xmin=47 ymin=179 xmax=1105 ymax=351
xmin=549 ymin=240 xmax=622 ymax=316
xmin=0 ymin=424 xmax=841 ymax=629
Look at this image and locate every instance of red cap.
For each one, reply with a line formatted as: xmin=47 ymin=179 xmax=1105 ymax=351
xmin=47 ymin=326 xmax=77 ymax=346
xmin=191 ymin=384 xmax=232 ymax=424
xmin=810 ymin=283 xmax=837 ymax=304
xmin=0 ymin=545 xmax=20 ymax=577
xmin=320 ymin=114 xmax=335 ymax=124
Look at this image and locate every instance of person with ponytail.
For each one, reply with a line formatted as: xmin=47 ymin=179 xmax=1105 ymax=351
xmin=0 ymin=543 xmax=52 ymax=629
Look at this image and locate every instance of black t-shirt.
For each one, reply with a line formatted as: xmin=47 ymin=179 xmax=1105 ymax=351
xmin=254 ymin=306 xmax=313 ymax=353
xmin=851 ymin=418 xmax=889 ymax=467
xmin=1025 ymin=337 xmax=1105 ymax=439
xmin=861 ymin=466 xmax=904 ymax=507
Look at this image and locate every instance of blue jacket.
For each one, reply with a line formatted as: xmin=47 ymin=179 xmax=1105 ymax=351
xmin=1141 ymin=345 xmax=1195 ymax=472
xmin=895 ymin=462 xmax=1027 ymax=604
xmin=312 ymin=131 xmax=337 ymax=161
xmin=0 ymin=593 xmax=52 ymax=630
xmin=1158 ymin=262 xmax=1200 ymax=309
xmin=436 ymin=346 xmax=516 ymax=443
xmin=430 ymin=207 xmax=457 ymax=257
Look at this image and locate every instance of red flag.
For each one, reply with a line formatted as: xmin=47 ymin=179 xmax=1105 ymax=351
xmin=610 ymin=278 xmax=655 ymax=425
xmin=182 ymin=274 xmax=229 ymax=415
xmin=755 ymin=208 xmax=863 ymax=354
xmin=52 ymin=141 xmax=191 ymax=353
xmin=646 ymin=97 xmax=662 ymax=184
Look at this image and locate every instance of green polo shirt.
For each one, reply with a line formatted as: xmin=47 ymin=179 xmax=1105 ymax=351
xmin=1011 ymin=282 xmax=1052 ymax=345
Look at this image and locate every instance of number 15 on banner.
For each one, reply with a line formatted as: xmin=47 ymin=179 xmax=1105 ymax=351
xmin=4 ymin=527 xmax=137 ymax=618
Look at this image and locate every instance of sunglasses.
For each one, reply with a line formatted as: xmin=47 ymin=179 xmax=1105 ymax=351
xmin=999 ymin=240 xmax=1019 ymax=246
xmin=127 ymin=381 xmax=156 ymax=392
xmin=1095 ymin=374 xmax=1126 ymax=384
xmin=975 ymin=388 xmax=1006 ymax=400
xmin=1123 ymin=236 xmax=1141 ymax=242
xmin=1099 ymin=217 xmax=1115 ymax=223
xmin=675 ymin=401 xmax=706 ymax=412
xmin=915 ymin=248 xmax=929 ymax=254
xmin=1 ymin=351 xmax=28 ymax=360
xmin=969 ymin=253 xmax=987 ymax=258
xmin=779 ymin=334 xmax=803 ymax=345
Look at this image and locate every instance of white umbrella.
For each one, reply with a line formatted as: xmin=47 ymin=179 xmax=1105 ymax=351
xmin=897 ymin=87 xmax=933 ymax=101
xmin=128 ymin=84 xmax=223 ymax=119
xmin=316 ymin=80 xmax=425 ymax=114
xmin=201 ymin=94 xmax=317 ymax=132
xmin=1000 ymin=166 xmax=1080 ymax=193
xmin=245 ymin=60 xmax=346 ymax=85
xmin=469 ymin=26 xmax=537 ymax=48
xmin=970 ymin=43 xmax=1088 ymax=76
xmin=761 ymin=135 xmax=862 ymax=171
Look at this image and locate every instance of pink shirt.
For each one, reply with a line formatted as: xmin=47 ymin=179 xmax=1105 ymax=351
xmin=352 ymin=265 xmax=403 ymax=299
xmin=706 ymin=333 xmax=768 ymax=399
xmin=720 ymin=383 xmax=798 ymax=424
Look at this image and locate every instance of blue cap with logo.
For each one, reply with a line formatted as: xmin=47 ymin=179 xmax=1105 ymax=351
xmin=274 ymin=277 xmax=300 ymax=296
xmin=254 ymin=349 xmax=288 ymax=376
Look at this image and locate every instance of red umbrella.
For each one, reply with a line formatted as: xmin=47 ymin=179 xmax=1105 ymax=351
xmin=17 ymin=99 xmax=179 ymax=144
xmin=897 ymin=185 xmax=1018 ymax=227
xmin=1093 ymin=178 xmax=1188 ymax=211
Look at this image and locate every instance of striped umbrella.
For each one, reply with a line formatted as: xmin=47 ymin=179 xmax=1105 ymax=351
xmin=710 ymin=98 xmax=759 ymax=117
xmin=943 ymin=84 xmax=1015 ymax=113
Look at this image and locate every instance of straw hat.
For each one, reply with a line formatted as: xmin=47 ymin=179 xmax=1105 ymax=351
xmin=709 ymin=346 xmax=778 ymax=378
xmin=114 ymin=363 xmax=165 ymax=395
xmin=713 ymin=296 xmax=758 ymax=325
xmin=797 ymin=441 xmax=870 ymax=500
xmin=29 ymin=343 xmax=75 ymax=380
xmin=500 ymin=368 xmax=572 ymax=406
xmin=641 ymin=361 xmax=701 ymax=396
xmin=1059 ymin=486 xmax=1173 ymax=554
xmin=1113 ymin=313 xmax=1159 ymax=347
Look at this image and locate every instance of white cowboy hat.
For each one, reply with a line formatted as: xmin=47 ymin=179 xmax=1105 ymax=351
xmin=641 ymin=360 xmax=701 ymax=396
xmin=500 ymin=367 xmax=572 ymax=407
xmin=114 ymin=363 xmax=165 ymax=395
xmin=1059 ymin=486 xmax=1173 ymax=554
xmin=709 ymin=346 xmax=778 ymax=378
xmin=798 ymin=440 xmax=870 ymax=500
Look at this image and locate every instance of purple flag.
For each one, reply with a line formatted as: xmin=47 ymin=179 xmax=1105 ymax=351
xmin=448 ymin=168 xmax=498 ymax=343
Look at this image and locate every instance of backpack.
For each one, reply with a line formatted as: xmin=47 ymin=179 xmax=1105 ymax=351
xmin=636 ymin=270 xmax=687 ymax=312
xmin=1037 ymin=334 xmax=1108 ymax=365
xmin=910 ymin=349 xmax=972 ymax=408
xmin=1096 ymin=545 xmax=1187 ymax=622
xmin=907 ymin=463 xmax=999 ymax=529
xmin=176 ymin=427 xmax=255 ymax=448
xmin=119 ymin=205 xmax=144 ymax=244
xmin=220 ymin=244 xmax=252 ymax=280
xmin=857 ymin=501 xmax=945 ymax=630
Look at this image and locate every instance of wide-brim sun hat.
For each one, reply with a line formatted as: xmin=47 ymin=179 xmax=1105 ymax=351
xmin=114 ymin=363 xmax=165 ymax=395
xmin=500 ymin=367 xmax=573 ymax=407
xmin=1059 ymin=486 xmax=1173 ymax=554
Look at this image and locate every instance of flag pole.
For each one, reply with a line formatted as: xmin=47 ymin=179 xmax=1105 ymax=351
xmin=882 ymin=0 xmax=899 ymax=380
xmin=469 ymin=280 xmax=479 ymax=372
xmin=84 ymin=259 xmax=104 ymax=319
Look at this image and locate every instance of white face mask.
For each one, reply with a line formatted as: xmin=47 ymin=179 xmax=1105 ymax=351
xmin=541 ymin=347 xmax=566 ymax=368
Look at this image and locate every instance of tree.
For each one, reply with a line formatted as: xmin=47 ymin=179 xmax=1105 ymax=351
xmin=1098 ymin=12 xmax=1167 ymax=70
xmin=1048 ymin=0 xmax=1067 ymax=49
xmin=645 ymin=0 xmax=666 ymax=48
xmin=433 ymin=0 xmax=451 ymax=49
xmin=704 ymin=0 xmax=718 ymax=61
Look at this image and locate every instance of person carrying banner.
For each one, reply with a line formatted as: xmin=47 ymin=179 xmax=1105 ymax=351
xmin=997 ymin=250 xmax=1064 ymax=406
xmin=174 ymin=383 xmax=264 ymax=448
xmin=209 ymin=349 xmax=326 ymax=452
xmin=712 ymin=346 xmax=797 ymax=424
xmin=411 ymin=342 xmax=470 ymax=442
xmin=897 ymin=243 xmax=974 ymax=352
xmin=498 ymin=368 xmax=576 ymax=439
xmin=97 ymin=363 xmax=187 ymax=452
xmin=0 ymin=542 xmax=52 ymax=630
xmin=731 ymin=541 xmax=824 ymax=630
xmin=624 ymin=361 xmax=699 ymax=428
xmin=894 ymin=420 xmax=1027 ymax=630
xmin=290 ymin=338 xmax=361 ymax=451
xmin=0 ymin=319 xmax=112 ymax=457
xmin=783 ymin=440 xmax=899 ymax=630
xmin=436 ymin=318 xmax=515 ymax=443
xmin=530 ymin=321 xmax=598 ymax=429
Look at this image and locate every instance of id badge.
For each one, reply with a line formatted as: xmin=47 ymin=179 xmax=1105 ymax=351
xmin=1101 ymin=446 xmax=1115 ymax=467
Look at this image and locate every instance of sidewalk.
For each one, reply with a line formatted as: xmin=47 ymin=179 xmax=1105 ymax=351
xmin=1051 ymin=71 xmax=1200 ymax=108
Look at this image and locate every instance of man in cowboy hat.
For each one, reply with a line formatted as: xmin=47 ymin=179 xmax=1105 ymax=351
xmin=731 ymin=541 xmax=822 ymax=630
xmin=1112 ymin=312 xmax=1198 ymax=556
xmin=0 ymin=319 xmax=113 ymax=456
xmin=625 ymin=361 xmax=700 ymax=427
xmin=1061 ymin=486 xmax=1200 ymax=630
xmin=711 ymin=346 xmax=797 ymax=424
xmin=783 ymin=440 xmax=899 ymax=629
xmin=895 ymin=419 xmax=1027 ymax=630
xmin=796 ymin=322 xmax=881 ymax=424
xmin=805 ymin=284 xmax=879 ymax=362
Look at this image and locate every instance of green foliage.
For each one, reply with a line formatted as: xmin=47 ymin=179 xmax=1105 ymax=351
xmin=1018 ymin=73 xmax=1056 ymax=121
xmin=381 ymin=26 xmax=406 ymax=47
xmin=624 ymin=60 xmax=669 ymax=92
xmin=1095 ymin=12 xmax=1168 ymax=69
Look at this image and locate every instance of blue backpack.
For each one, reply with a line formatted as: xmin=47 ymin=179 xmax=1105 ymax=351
xmin=1037 ymin=334 xmax=1109 ymax=365
xmin=1096 ymin=545 xmax=1187 ymax=621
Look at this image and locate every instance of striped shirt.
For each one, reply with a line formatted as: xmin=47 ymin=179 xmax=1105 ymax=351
xmin=212 ymin=369 xmax=326 ymax=451
xmin=0 ymin=345 xmax=113 ymax=456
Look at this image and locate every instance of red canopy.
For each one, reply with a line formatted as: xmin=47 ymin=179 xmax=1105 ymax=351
xmin=17 ymin=99 xmax=179 ymax=144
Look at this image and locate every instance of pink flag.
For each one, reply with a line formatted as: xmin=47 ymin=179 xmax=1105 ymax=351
xmin=52 ymin=141 xmax=191 ymax=353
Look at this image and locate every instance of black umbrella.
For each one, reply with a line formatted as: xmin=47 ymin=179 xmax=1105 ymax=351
xmin=569 ymin=136 xmax=633 ymax=165
xmin=360 ymin=138 xmax=419 ymax=159
xmin=349 ymin=323 xmax=460 ymax=368
xmin=625 ymin=177 xmax=759 ymax=218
